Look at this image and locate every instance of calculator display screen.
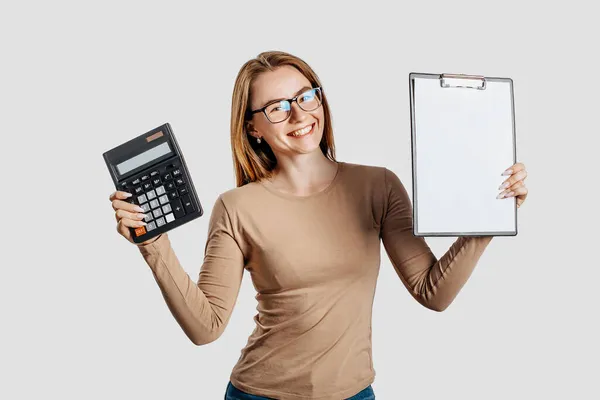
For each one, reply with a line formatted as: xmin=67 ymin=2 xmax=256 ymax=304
xmin=116 ymin=142 xmax=172 ymax=176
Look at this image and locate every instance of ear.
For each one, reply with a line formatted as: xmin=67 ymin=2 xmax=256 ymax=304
xmin=245 ymin=121 xmax=258 ymax=139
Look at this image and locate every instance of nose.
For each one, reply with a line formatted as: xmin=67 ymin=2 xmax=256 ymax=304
xmin=288 ymin=101 xmax=308 ymax=124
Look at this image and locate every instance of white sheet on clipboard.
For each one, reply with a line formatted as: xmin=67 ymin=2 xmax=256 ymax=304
xmin=411 ymin=73 xmax=517 ymax=236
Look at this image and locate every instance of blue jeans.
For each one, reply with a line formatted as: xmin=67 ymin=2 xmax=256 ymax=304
xmin=225 ymin=381 xmax=375 ymax=400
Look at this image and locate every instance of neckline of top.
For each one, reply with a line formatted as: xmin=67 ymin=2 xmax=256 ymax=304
xmin=259 ymin=161 xmax=345 ymax=201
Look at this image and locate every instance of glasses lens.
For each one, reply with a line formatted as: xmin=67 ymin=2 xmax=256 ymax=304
xmin=298 ymin=88 xmax=322 ymax=112
xmin=266 ymin=101 xmax=291 ymax=123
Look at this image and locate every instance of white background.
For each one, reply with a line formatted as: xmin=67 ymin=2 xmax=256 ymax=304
xmin=2 ymin=1 xmax=598 ymax=399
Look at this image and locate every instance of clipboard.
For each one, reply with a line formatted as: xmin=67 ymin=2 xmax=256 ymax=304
xmin=409 ymin=72 xmax=518 ymax=237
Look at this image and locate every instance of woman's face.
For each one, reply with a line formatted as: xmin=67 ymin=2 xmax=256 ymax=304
xmin=247 ymin=66 xmax=325 ymax=158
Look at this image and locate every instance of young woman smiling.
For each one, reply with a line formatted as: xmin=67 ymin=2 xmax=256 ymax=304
xmin=109 ymin=51 xmax=528 ymax=400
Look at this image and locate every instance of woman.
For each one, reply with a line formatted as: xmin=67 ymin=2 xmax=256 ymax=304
xmin=109 ymin=51 xmax=528 ymax=400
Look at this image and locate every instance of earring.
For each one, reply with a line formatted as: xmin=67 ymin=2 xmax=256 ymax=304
xmin=257 ymin=137 xmax=262 ymax=144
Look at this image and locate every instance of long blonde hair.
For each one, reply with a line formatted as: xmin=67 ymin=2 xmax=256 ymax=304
xmin=230 ymin=51 xmax=336 ymax=187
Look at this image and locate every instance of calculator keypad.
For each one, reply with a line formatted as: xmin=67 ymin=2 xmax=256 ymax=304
xmin=120 ymin=162 xmax=196 ymax=237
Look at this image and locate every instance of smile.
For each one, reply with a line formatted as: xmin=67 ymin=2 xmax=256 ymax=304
xmin=287 ymin=123 xmax=315 ymax=138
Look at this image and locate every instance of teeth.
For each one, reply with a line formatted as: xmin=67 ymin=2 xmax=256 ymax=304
xmin=290 ymin=123 xmax=313 ymax=137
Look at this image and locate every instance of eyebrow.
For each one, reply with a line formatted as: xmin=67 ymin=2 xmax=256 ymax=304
xmin=260 ymin=86 xmax=312 ymax=108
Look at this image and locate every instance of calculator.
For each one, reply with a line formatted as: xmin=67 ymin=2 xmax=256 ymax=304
xmin=103 ymin=123 xmax=203 ymax=243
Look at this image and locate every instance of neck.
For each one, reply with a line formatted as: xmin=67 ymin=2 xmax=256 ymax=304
xmin=266 ymin=153 xmax=339 ymax=195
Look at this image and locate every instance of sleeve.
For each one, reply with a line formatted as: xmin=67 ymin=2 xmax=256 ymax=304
xmin=136 ymin=194 xmax=246 ymax=344
xmin=380 ymin=168 xmax=493 ymax=312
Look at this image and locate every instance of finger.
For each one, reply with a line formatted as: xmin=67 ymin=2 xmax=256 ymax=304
xmin=507 ymin=180 xmax=525 ymax=192
xmin=116 ymin=218 xmax=130 ymax=237
xmin=116 ymin=218 xmax=136 ymax=240
xmin=500 ymin=186 xmax=528 ymax=199
xmin=116 ymin=209 xmax=147 ymax=222
xmin=117 ymin=217 xmax=147 ymax=234
xmin=109 ymin=190 xmax=133 ymax=202
xmin=498 ymin=169 xmax=527 ymax=190
xmin=514 ymin=187 xmax=528 ymax=208
xmin=112 ymin=198 xmax=144 ymax=213
xmin=110 ymin=191 xmax=134 ymax=210
xmin=502 ymin=162 xmax=526 ymax=176
xmin=497 ymin=181 xmax=524 ymax=199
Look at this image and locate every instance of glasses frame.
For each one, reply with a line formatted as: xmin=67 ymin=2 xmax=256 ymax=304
xmin=247 ymin=87 xmax=323 ymax=124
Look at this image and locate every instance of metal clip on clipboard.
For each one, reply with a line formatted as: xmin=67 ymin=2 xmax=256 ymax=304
xmin=440 ymin=73 xmax=487 ymax=90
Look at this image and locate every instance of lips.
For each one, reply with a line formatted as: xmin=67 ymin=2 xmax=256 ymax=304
xmin=287 ymin=122 xmax=315 ymax=137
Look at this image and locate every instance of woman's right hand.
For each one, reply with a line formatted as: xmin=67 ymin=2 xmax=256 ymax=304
xmin=109 ymin=190 xmax=159 ymax=246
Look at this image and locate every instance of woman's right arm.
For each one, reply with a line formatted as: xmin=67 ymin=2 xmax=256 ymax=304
xmin=136 ymin=194 xmax=245 ymax=345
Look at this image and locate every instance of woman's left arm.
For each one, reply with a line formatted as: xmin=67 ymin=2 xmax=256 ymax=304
xmin=380 ymin=163 xmax=528 ymax=312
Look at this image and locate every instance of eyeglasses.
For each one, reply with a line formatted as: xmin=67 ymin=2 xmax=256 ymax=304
xmin=247 ymin=87 xmax=323 ymax=124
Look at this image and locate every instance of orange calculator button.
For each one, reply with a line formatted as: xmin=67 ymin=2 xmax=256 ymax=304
xmin=134 ymin=226 xmax=147 ymax=237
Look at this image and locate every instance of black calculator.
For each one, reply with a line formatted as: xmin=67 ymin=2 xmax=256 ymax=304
xmin=103 ymin=123 xmax=203 ymax=243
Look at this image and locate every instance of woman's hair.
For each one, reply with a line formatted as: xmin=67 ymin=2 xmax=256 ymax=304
xmin=230 ymin=50 xmax=336 ymax=187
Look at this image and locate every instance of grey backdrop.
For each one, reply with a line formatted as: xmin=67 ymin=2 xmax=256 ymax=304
xmin=2 ymin=1 xmax=598 ymax=399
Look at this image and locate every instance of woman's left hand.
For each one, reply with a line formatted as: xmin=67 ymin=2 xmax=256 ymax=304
xmin=497 ymin=162 xmax=528 ymax=208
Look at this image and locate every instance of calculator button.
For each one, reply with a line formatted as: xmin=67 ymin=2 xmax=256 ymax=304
xmin=155 ymin=185 xmax=166 ymax=196
xmin=172 ymin=168 xmax=181 ymax=177
xmin=153 ymin=208 xmax=163 ymax=218
xmin=150 ymin=199 xmax=160 ymax=209
xmin=141 ymin=174 xmax=150 ymax=182
xmin=175 ymin=177 xmax=185 ymax=186
xmin=119 ymin=182 xmax=128 ymax=190
xmin=150 ymin=170 xmax=160 ymax=177
xmin=143 ymin=182 xmax=153 ymax=191
xmin=162 ymin=204 xmax=172 ymax=214
xmin=144 ymin=213 xmax=153 ymax=222
xmin=165 ymin=213 xmax=175 ymax=223
xmin=146 ymin=221 xmax=157 ymax=231
xmin=168 ymin=190 xmax=179 ymax=200
xmin=162 ymin=172 xmax=173 ymax=181
xmin=165 ymin=181 xmax=176 ymax=191
xmin=146 ymin=190 xmax=157 ymax=200
xmin=134 ymin=186 xmax=144 ymax=195
xmin=132 ymin=178 xmax=141 ymax=185
xmin=181 ymin=194 xmax=195 ymax=213
xmin=156 ymin=217 xmax=166 ymax=227
xmin=159 ymin=194 xmax=169 ymax=205
xmin=137 ymin=194 xmax=147 ymax=204
xmin=171 ymin=199 xmax=185 ymax=218
xmin=178 ymin=186 xmax=188 ymax=196
xmin=140 ymin=203 xmax=150 ymax=213
xmin=134 ymin=226 xmax=146 ymax=237
xmin=152 ymin=177 xmax=161 ymax=186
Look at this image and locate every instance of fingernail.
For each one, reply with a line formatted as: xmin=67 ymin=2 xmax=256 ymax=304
xmin=124 ymin=193 xmax=132 ymax=197
xmin=138 ymin=213 xmax=146 ymax=219
xmin=502 ymin=169 xmax=513 ymax=176
xmin=496 ymin=192 xmax=504 ymax=199
xmin=498 ymin=182 xmax=509 ymax=190
xmin=135 ymin=206 xmax=144 ymax=212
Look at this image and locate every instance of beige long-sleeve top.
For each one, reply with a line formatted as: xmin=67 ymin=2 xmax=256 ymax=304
xmin=137 ymin=161 xmax=493 ymax=400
